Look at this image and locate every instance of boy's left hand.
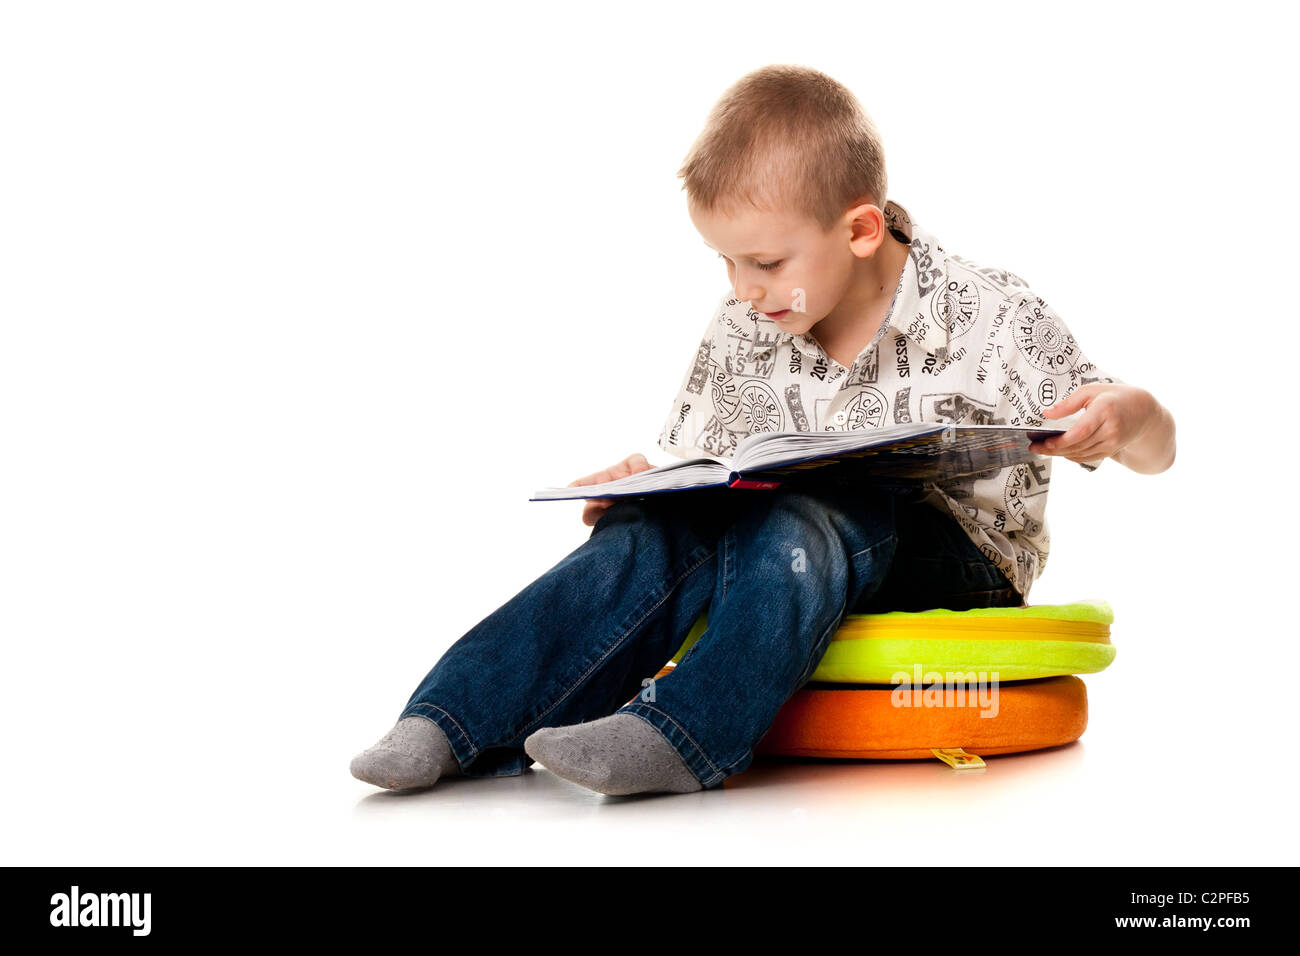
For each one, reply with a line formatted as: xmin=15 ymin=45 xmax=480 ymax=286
xmin=1028 ymin=383 xmax=1157 ymax=465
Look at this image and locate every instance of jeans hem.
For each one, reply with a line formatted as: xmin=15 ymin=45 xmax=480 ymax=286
xmin=399 ymin=703 xmax=532 ymax=778
xmin=615 ymin=701 xmax=733 ymax=790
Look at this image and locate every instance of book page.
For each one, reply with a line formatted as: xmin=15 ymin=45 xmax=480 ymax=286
xmin=531 ymin=458 xmax=730 ymax=500
xmin=732 ymin=422 xmax=937 ymax=471
xmin=741 ymin=423 xmax=1068 ymax=484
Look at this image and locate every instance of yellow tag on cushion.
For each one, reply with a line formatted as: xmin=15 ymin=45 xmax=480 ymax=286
xmin=931 ymin=748 xmax=986 ymax=770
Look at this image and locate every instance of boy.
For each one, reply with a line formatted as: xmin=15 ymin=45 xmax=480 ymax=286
xmin=350 ymin=64 xmax=1176 ymax=797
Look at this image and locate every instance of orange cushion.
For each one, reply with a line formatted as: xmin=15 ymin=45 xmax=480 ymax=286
xmin=641 ymin=664 xmax=1088 ymax=760
xmin=754 ymin=675 xmax=1087 ymax=759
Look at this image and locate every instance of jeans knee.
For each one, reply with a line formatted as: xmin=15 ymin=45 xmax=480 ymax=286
xmin=588 ymin=496 xmax=718 ymax=576
xmin=752 ymin=490 xmax=901 ymax=589
xmin=746 ymin=492 xmax=848 ymax=578
xmin=590 ymin=497 xmax=675 ymax=544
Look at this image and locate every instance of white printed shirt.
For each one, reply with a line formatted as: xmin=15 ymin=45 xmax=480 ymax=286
xmin=655 ymin=199 xmax=1122 ymax=602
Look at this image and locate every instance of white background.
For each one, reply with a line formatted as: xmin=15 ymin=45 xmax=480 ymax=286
xmin=3 ymin=0 xmax=1296 ymax=865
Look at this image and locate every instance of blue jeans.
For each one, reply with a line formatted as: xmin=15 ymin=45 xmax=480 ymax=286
xmin=399 ymin=483 xmax=1022 ymax=789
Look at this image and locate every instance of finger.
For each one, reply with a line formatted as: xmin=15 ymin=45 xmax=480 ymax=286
xmin=573 ymin=456 xmax=648 ymax=489
xmin=1064 ymin=437 xmax=1111 ymax=463
xmin=1040 ymin=414 xmax=1103 ymax=455
xmin=582 ymin=498 xmax=613 ymax=526
xmin=614 ymin=453 xmax=652 ymax=478
xmin=1042 ymin=385 xmax=1100 ymax=419
xmin=614 ymin=453 xmax=648 ymax=478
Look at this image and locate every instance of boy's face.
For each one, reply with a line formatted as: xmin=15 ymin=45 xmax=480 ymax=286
xmin=689 ymin=198 xmax=887 ymax=338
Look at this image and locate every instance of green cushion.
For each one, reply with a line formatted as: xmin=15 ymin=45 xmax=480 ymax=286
xmin=670 ymin=600 xmax=1116 ymax=682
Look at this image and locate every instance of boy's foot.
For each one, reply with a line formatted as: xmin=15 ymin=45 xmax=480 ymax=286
xmin=523 ymin=713 xmax=703 ymax=795
xmin=350 ymin=716 xmax=461 ymax=790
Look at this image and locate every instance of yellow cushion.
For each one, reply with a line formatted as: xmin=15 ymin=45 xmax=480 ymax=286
xmin=671 ymin=600 xmax=1115 ymax=682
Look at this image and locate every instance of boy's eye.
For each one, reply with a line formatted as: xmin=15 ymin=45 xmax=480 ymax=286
xmin=717 ymin=252 xmax=783 ymax=272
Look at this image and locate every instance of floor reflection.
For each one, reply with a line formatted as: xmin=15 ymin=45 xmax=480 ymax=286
xmin=351 ymin=740 xmax=1087 ymax=823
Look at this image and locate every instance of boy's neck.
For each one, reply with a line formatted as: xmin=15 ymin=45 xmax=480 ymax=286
xmin=810 ymin=230 xmax=910 ymax=366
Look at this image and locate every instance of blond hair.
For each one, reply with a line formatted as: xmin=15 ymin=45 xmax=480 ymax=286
xmin=677 ymin=64 xmax=888 ymax=232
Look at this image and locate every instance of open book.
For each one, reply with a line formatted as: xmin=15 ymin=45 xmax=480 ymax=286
xmin=530 ymin=423 xmax=1069 ymax=501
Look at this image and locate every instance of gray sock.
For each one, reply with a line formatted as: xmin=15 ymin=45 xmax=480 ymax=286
xmin=350 ymin=715 xmax=461 ymax=790
xmin=523 ymin=713 xmax=703 ymax=795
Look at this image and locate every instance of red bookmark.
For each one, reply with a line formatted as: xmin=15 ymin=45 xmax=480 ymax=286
xmin=728 ymin=478 xmax=782 ymax=490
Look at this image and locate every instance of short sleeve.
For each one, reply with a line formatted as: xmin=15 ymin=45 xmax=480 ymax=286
xmin=994 ymin=288 xmax=1122 ymax=472
xmin=655 ymin=294 xmax=729 ymax=461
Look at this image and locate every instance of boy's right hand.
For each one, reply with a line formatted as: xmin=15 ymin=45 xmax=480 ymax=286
xmin=568 ymin=453 xmax=653 ymax=527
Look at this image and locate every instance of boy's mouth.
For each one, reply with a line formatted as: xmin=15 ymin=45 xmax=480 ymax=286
xmin=761 ymin=309 xmax=791 ymax=319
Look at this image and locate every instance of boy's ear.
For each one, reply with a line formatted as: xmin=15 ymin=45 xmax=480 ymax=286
xmin=845 ymin=202 xmax=887 ymax=257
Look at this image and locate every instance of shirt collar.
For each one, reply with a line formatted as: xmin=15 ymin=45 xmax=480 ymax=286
xmin=769 ymin=199 xmax=954 ymax=365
